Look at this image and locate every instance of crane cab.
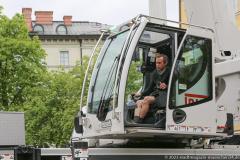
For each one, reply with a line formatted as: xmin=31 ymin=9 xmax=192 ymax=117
xmin=75 ymin=15 xmax=228 ymax=142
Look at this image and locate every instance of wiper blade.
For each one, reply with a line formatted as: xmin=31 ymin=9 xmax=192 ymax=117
xmin=97 ymin=99 xmax=110 ymax=121
xmin=96 ymin=55 xmax=119 ymax=121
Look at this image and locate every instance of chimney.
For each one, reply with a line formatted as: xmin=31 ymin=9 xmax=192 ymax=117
xmin=35 ymin=11 xmax=53 ymax=25
xmin=63 ymin=16 xmax=72 ymax=26
xmin=22 ymin=8 xmax=32 ymax=31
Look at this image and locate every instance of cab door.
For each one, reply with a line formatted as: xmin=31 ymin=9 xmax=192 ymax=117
xmin=166 ymin=27 xmax=216 ymax=135
xmin=81 ymin=17 xmax=148 ymax=139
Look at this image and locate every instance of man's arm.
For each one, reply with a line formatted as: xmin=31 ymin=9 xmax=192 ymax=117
xmin=159 ymin=68 xmax=171 ymax=90
xmin=159 ymin=82 xmax=167 ymax=89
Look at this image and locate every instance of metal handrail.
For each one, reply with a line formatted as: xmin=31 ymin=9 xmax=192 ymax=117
xmin=79 ymin=30 xmax=108 ymax=112
xmin=138 ymin=14 xmax=214 ymax=32
xmin=112 ymin=15 xmax=142 ymax=119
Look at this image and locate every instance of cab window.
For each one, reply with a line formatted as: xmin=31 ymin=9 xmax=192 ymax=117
xmin=170 ymin=35 xmax=212 ymax=108
xmin=88 ymin=30 xmax=130 ymax=114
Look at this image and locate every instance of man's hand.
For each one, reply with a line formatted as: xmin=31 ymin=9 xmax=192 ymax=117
xmin=159 ymin=82 xmax=167 ymax=89
xmin=134 ymin=92 xmax=141 ymax=97
xmin=131 ymin=92 xmax=141 ymax=101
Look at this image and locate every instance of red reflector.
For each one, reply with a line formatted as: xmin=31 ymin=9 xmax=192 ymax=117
xmin=217 ymin=125 xmax=226 ymax=129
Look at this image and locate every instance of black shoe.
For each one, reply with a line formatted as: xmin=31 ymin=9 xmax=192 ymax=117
xmin=128 ymin=119 xmax=138 ymax=124
xmin=134 ymin=116 xmax=143 ymax=123
xmin=154 ymin=118 xmax=166 ymax=128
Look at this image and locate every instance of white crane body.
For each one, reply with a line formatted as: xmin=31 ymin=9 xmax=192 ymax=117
xmin=72 ymin=0 xmax=240 ymax=152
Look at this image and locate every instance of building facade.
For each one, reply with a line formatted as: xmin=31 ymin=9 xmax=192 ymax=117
xmin=22 ymin=8 xmax=110 ymax=70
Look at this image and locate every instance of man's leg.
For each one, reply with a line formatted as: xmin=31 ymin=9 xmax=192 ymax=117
xmin=134 ymin=100 xmax=143 ymax=117
xmin=139 ymin=96 xmax=155 ymax=118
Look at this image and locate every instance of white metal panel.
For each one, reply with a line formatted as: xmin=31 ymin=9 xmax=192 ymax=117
xmin=184 ymin=0 xmax=240 ymax=52
xmin=215 ymin=58 xmax=240 ymax=77
xmin=149 ymin=0 xmax=167 ymax=19
xmin=40 ymin=148 xmax=71 ymax=156
xmin=88 ymin=148 xmax=240 ymax=155
xmin=0 ymin=112 xmax=25 ymax=146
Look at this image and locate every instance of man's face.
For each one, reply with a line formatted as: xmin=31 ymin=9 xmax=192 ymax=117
xmin=156 ymin=57 xmax=166 ymax=71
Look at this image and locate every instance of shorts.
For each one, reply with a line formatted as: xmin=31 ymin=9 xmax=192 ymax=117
xmin=153 ymin=91 xmax=167 ymax=108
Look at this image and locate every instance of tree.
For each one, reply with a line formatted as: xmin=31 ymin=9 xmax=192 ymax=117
xmin=23 ymin=71 xmax=81 ymax=146
xmin=0 ymin=13 xmax=46 ymax=110
xmin=0 ymin=9 xmax=98 ymax=147
xmin=24 ymin=57 xmax=91 ymax=147
xmin=125 ymin=60 xmax=143 ymax=98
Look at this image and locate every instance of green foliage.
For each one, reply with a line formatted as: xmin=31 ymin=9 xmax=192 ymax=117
xmin=23 ymin=56 xmax=94 ymax=147
xmin=21 ymin=56 xmax=92 ymax=147
xmin=0 ymin=11 xmax=97 ymax=147
xmin=125 ymin=60 xmax=143 ymax=98
xmin=0 ymin=13 xmax=46 ymax=110
xmin=0 ymin=6 xmax=3 ymax=15
xmin=24 ymin=71 xmax=80 ymax=146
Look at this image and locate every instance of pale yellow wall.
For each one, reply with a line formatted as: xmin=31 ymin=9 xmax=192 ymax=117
xmin=179 ymin=0 xmax=188 ymax=29
xmin=238 ymin=0 xmax=240 ymax=10
xmin=82 ymin=39 xmax=98 ymax=56
xmin=41 ymin=39 xmax=100 ymax=70
xmin=42 ymin=40 xmax=80 ymax=69
xmin=237 ymin=0 xmax=240 ymax=29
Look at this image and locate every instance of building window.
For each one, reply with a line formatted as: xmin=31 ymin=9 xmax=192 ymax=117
xmin=60 ymin=51 xmax=69 ymax=66
xmin=33 ymin=24 xmax=44 ymax=34
xmin=56 ymin=25 xmax=67 ymax=35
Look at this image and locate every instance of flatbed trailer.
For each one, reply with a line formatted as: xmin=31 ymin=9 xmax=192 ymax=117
xmin=1 ymin=146 xmax=239 ymax=160
xmin=77 ymin=147 xmax=240 ymax=160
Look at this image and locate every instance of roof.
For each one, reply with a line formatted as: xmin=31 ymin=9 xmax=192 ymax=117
xmin=31 ymin=21 xmax=111 ymax=36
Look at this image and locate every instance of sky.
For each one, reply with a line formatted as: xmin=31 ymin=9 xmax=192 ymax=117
xmin=0 ymin=0 xmax=178 ymax=25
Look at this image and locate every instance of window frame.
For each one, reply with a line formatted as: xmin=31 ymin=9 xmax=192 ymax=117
xmin=33 ymin=24 xmax=44 ymax=34
xmin=60 ymin=51 xmax=69 ymax=66
xmin=169 ymin=35 xmax=213 ymax=109
xmin=87 ymin=29 xmax=131 ymax=114
xmin=56 ymin=24 xmax=68 ymax=35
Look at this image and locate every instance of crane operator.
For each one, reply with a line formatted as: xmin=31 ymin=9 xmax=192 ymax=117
xmin=133 ymin=53 xmax=170 ymax=123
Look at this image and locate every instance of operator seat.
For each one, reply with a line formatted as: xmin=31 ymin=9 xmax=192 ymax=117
xmin=126 ymin=69 xmax=167 ymax=128
xmin=125 ymin=69 xmax=155 ymax=124
xmin=125 ymin=48 xmax=169 ymax=128
xmin=141 ymin=68 xmax=155 ymax=97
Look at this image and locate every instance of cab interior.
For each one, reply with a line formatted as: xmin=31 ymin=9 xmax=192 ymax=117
xmin=124 ymin=28 xmax=173 ymax=128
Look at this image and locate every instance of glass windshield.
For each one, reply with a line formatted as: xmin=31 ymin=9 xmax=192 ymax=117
xmin=88 ymin=30 xmax=130 ymax=114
